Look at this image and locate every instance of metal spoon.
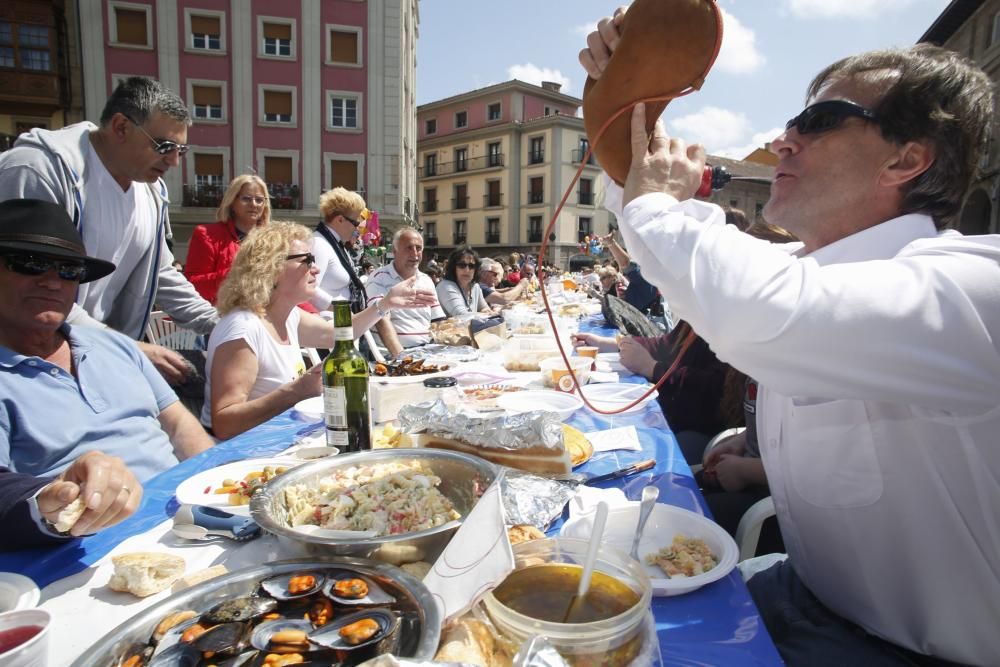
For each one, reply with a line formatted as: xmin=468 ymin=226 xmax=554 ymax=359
xmin=630 ymin=485 xmax=660 ymax=562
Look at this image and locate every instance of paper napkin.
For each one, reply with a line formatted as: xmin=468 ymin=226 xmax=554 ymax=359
xmin=584 ymin=425 xmax=642 ymax=452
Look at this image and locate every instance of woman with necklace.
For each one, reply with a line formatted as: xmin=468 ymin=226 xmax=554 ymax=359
xmin=436 ymin=245 xmax=494 ymax=317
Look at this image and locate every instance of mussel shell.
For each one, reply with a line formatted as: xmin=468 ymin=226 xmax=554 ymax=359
xmin=207 ymin=650 xmax=262 ymax=667
xmin=115 ymin=642 xmax=153 ymax=667
xmin=146 ymin=643 xmax=200 ymax=667
xmin=151 ymin=617 xmax=201 ymax=656
xmin=250 ymin=618 xmax=318 ymax=653
xmin=307 ymin=608 xmax=398 ymax=651
xmin=192 ymin=621 xmax=250 ymax=655
xmin=259 ymin=570 xmax=326 ymax=600
xmin=322 ymin=574 xmax=395 ymax=606
xmin=203 ymin=595 xmax=279 ymax=624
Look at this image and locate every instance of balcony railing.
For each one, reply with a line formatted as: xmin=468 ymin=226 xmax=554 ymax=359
xmin=418 ymin=153 xmax=505 ymax=178
xmin=578 ymin=192 xmax=594 ymax=206
xmin=486 ymin=233 xmax=500 ymax=244
xmin=425 ymin=236 xmax=438 ymax=247
xmin=423 ymin=199 xmax=437 ymax=213
xmin=571 ymin=148 xmax=596 ymax=165
xmin=528 ymin=191 xmax=544 ymax=204
xmin=528 ymin=149 xmax=545 ymax=164
xmin=484 ymin=193 xmax=503 ymax=207
xmin=528 ymin=231 xmax=543 ymax=243
xmin=183 ymin=183 xmax=224 ymax=208
xmin=453 ymin=233 xmax=467 ymax=244
xmin=268 ymin=183 xmax=301 ymax=209
xmin=452 ymin=197 xmax=469 ymax=210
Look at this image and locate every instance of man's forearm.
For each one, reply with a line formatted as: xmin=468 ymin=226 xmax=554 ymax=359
xmin=159 ymin=402 xmax=214 ymax=458
xmin=375 ymin=317 xmax=403 ymax=357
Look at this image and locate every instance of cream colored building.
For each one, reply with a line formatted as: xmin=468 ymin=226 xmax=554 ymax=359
xmin=417 ymin=80 xmax=611 ymax=267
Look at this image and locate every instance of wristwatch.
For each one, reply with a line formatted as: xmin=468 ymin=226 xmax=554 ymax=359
xmin=375 ymin=299 xmax=389 ymax=318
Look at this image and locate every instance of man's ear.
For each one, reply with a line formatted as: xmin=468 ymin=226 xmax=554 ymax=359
xmin=880 ymin=140 xmax=934 ymax=189
xmin=106 ymin=113 xmax=131 ymax=143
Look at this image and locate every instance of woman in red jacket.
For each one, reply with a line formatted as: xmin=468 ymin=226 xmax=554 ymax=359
xmin=185 ymin=175 xmax=271 ymax=304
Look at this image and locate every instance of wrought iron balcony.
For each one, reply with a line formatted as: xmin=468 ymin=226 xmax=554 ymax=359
xmin=486 ymin=233 xmax=500 ymax=244
xmin=452 ymin=197 xmax=469 ymax=210
xmin=268 ymin=183 xmax=301 ymax=210
xmin=425 ymin=236 xmax=439 ymax=247
xmin=572 ymin=148 xmax=596 ymax=165
xmin=418 ymin=153 xmax=505 ymax=178
xmin=528 ymin=191 xmax=544 ymax=204
xmin=453 ymin=233 xmax=467 ymax=244
xmin=528 ymin=149 xmax=545 ymax=164
xmin=484 ymin=193 xmax=503 ymax=207
xmin=182 ymin=183 xmax=224 ymax=208
xmin=423 ymin=199 xmax=437 ymax=213
xmin=528 ymin=231 xmax=543 ymax=243
xmin=578 ymin=192 xmax=594 ymax=205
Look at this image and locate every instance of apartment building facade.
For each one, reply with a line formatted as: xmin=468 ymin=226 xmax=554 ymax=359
xmin=76 ymin=0 xmax=419 ymax=260
xmin=417 ymin=80 xmax=612 ymax=268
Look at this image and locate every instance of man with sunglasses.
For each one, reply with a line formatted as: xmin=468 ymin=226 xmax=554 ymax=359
xmin=0 ymin=199 xmax=213 ymax=500
xmin=0 ymin=76 xmax=217 ymax=386
xmin=582 ymin=12 xmax=1000 ymax=667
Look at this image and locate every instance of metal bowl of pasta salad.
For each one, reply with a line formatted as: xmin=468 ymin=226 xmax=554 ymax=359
xmin=251 ymin=448 xmax=497 ymax=564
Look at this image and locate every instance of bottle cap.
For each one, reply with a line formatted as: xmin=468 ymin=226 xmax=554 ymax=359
xmin=423 ymin=377 xmax=457 ymax=388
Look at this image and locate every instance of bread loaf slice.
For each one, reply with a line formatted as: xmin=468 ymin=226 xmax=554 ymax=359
xmin=108 ymin=552 xmax=185 ymax=597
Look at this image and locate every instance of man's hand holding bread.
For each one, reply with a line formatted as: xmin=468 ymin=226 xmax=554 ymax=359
xmin=38 ymin=451 xmax=142 ymax=536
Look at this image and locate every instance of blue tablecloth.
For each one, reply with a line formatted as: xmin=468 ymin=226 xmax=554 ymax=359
xmin=0 ymin=314 xmax=781 ymax=665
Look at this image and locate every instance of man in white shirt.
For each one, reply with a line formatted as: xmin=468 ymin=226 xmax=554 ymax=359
xmin=583 ymin=11 xmax=999 ymax=667
xmin=366 ymin=228 xmax=445 ymax=348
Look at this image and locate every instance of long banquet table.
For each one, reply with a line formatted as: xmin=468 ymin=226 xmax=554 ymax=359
xmin=0 ymin=315 xmax=782 ymax=666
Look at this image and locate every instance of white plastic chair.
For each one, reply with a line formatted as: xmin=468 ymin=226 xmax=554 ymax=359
xmin=145 ymin=311 xmax=199 ymax=350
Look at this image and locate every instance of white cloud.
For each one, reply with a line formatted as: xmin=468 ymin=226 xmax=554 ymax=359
xmin=667 ymin=106 xmax=753 ymax=152
xmin=507 ymin=64 xmax=572 ymax=93
xmin=785 ymin=0 xmax=915 ymax=20
xmin=571 ymin=21 xmax=596 ymax=37
xmin=715 ymin=126 xmax=784 ymax=160
xmin=716 ymin=9 xmax=765 ymax=74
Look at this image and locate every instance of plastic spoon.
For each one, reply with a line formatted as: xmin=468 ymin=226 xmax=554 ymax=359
xmin=562 ymin=501 xmax=609 ymax=623
xmin=630 ymin=485 xmax=660 ymax=562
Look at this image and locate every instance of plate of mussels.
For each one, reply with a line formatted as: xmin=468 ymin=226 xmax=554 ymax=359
xmin=370 ymin=355 xmax=452 ymax=382
xmin=80 ymin=558 xmax=441 ymax=667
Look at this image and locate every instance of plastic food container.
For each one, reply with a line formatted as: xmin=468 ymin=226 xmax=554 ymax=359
xmin=502 ymin=336 xmax=567 ymax=372
xmin=483 ymin=538 xmax=651 ymax=667
xmin=538 ymin=355 xmax=592 ymax=390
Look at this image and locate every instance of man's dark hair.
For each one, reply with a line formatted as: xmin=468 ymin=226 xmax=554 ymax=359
xmin=809 ymin=44 xmax=994 ymax=229
xmin=443 ymin=244 xmax=481 ymax=283
xmin=99 ymin=76 xmax=190 ymax=126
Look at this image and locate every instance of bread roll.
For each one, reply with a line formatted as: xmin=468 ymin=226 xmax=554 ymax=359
xmin=171 ymin=564 xmax=228 ymax=593
xmin=507 ymin=524 xmax=545 ymax=545
xmin=434 ymin=618 xmax=495 ymax=666
xmin=53 ymin=498 xmax=85 ymax=532
xmin=108 ymin=552 xmax=185 ymax=597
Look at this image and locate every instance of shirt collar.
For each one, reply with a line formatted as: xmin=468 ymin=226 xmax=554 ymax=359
xmin=0 ymin=323 xmax=84 ymax=369
xmin=804 ymin=213 xmax=938 ymax=266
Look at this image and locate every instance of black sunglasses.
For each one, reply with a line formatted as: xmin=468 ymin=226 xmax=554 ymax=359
xmin=286 ymin=252 xmax=316 ymax=267
xmin=3 ymin=253 xmax=87 ymax=281
xmin=340 ymin=214 xmax=362 ymax=227
xmin=785 ymin=100 xmax=879 ymax=136
xmin=454 ymin=262 xmax=477 ymax=270
xmin=128 ymin=117 xmax=190 ymax=156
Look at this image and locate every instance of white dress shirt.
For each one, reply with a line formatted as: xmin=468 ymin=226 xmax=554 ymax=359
xmin=615 ymin=187 xmax=1000 ymax=665
xmin=311 ymin=227 xmax=353 ymax=309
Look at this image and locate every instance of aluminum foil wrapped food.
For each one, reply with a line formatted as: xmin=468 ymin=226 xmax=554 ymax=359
xmin=398 ymin=400 xmax=572 ymax=474
xmin=500 ymin=469 xmax=577 ymax=531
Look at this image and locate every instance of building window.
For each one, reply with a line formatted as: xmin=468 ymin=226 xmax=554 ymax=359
xmin=487 ymin=102 xmax=501 ymax=121
xmin=262 ymin=155 xmax=300 ymax=209
xmin=0 ymin=22 xmax=57 ymax=71
xmin=487 ymin=141 xmax=502 ymax=168
xmin=261 ymin=88 xmax=294 ymax=124
xmin=330 ymin=158 xmax=359 ymax=191
xmin=529 ymin=176 xmax=544 ymax=204
xmin=0 ymin=22 xmax=12 ymax=68
xmin=529 ymin=136 xmax=544 ymax=164
xmin=191 ymin=84 xmax=223 ymax=120
xmin=453 ymin=184 xmax=468 ymax=210
xmin=110 ymin=3 xmax=151 ymax=48
xmin=528 ymin=216 xmax=543 ymax=243
xmin=578 ymin=178 xmax=593 ymax=206
xmin=485 ymin=180 xmax=502 ymax=207
xmin=190 ymin=14 xmax=221 ymax=51
xmin=544 ymin=106 xmax=551 ymax=116
xmin=193 ymin=153 xmax=224 ymax=203
xmin=454 ymin=147 xmax=467 ymax=172
xmin=425 ymin=118 xmax=436 ymax=135
xmin=423 ymin=187 xmax=437 ymax=213
xmin=329 ymin=95 xmax=359 ymax=129
xmin=455 ymin=110 xmax=467 ymax=129
xmin=424 ymin=153 xmax=437 ymax=177
xmin=577 ymin=217 xmax=592 ymax=243
xmin=424 ymin=222 xmax=437 ymax=245
xmin=261 ymin=21 xmax=293 ymax=58
xmin=574 ymin=137 xmax=594 ymax=164
xmin=487 ymin=218 xmax=500 ymax=244
xmin=327 ymin=26 xmax=361 ymax=65
xmin=453 ymin=219 xmax=467 ymax=244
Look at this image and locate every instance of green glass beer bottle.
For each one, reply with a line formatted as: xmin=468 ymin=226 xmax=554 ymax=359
xmin=322 ymin=301 xmax=371 ymax=452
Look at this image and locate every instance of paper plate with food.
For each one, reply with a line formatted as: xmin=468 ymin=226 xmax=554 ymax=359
xmin=560 ymin=502 xmax=738 ymax=596
xmin=174 ymin=458 xmax=300 ymax=516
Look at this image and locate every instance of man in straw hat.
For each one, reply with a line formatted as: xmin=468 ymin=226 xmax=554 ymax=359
xmin=581 ymin=8 xmax=999 ymax=666
xmin=0 ymin=199 xmax=213 ymax=489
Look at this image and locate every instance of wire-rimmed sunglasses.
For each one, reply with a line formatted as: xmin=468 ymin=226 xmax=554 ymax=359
xmin=3 ymin=253 xmax=88 ymax=281
xmin=785 ymin=100 xmax=879 ymax=136
xmin=286 ymin=252 xmax=316 ymax=267
xmin=127 ymin=117 xmax=191 ymax=156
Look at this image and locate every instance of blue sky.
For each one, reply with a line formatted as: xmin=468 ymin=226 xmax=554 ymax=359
xmin=416 ymin=0 xmax=952 ymax=158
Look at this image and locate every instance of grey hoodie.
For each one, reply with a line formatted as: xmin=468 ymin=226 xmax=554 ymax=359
xmin=0 ymin=122 xmax=217 ymax=339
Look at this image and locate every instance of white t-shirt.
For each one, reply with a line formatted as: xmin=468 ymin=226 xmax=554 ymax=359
xmin=310 ymin=227 xmax=353 ymax=309
xmin=201 ymin=308 xmax=305 ymax=426
xmin=76 ymin=140 xmax=156 ymax=321
xmin=366 ymin=263 xmax=444 ymax=347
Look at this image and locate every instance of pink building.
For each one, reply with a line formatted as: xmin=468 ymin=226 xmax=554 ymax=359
xmin=78 ymin=0 xmax=419 ymax=259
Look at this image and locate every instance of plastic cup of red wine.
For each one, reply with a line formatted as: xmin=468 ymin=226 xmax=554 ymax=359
xmin=0 ymin=608 xmax=51 ymax=667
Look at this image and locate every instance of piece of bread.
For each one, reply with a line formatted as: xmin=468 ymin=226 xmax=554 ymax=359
xmin=434 ymin=618 xmax=496 ymax=666
xmin=417 ymin=434 xmax=571 ymax=474
xmin=53 ymin=498 xmax=85 ymax=533
xmin=399 ymin=561 xmax=432 ymax=580
xmin=108 ymin=552 xmax=185 ymax=597
xmin=171 ymin=564 xmax=228 ymax=593
xmin=507 ymin=524 xmax=545 ymax=546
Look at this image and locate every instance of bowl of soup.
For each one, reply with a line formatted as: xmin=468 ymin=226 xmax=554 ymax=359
xmin=482 ymin=537 xmax=651 ymax=666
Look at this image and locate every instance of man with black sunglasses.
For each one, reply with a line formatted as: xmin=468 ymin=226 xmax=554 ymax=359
xmin=583 ymin=11 xmax=999 ymax=667
xmin=0 ymin=76 xmax=218 ymax=387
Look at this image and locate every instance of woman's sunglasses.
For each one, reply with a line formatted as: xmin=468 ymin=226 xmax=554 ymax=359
xmin=3 ymin=253 xmax=88 ymax=281
xmin=128 ymin=117 xmax=191 ymax=155
xmin=785 ymin=100 xmax=879 ymax=136
xmin=454 ymin=262 xmax=477 ymax=270
xmin=286 ymin=252 xmax=316 ymax=267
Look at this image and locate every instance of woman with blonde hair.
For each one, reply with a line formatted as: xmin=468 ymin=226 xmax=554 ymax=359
xmin=202 ymin=221 xmax=435 ymax=438
xmin=311 ymin=187 xmax=369 ymax=312
xmin=185 ymin=174 xmax=272 ymax=304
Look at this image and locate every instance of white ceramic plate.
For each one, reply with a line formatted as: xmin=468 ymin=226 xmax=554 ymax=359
xmin=596 ymin=352 xmax=626 ymax=372
xmin=578 ymin=382 xmax=658 ymax=413
xmin=496 ymin=389 xmax=583 ymax=421
xmin=174 ymin=458 xmax=301 ymax=517
xmin=0 ymin=573 xmax=39 ymax=613
xmin=560 ymin=502 xmax=738 ymax=596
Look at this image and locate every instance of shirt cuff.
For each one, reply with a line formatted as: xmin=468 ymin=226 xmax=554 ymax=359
xmin=27 ymin=485 xmax=69 ymax=539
